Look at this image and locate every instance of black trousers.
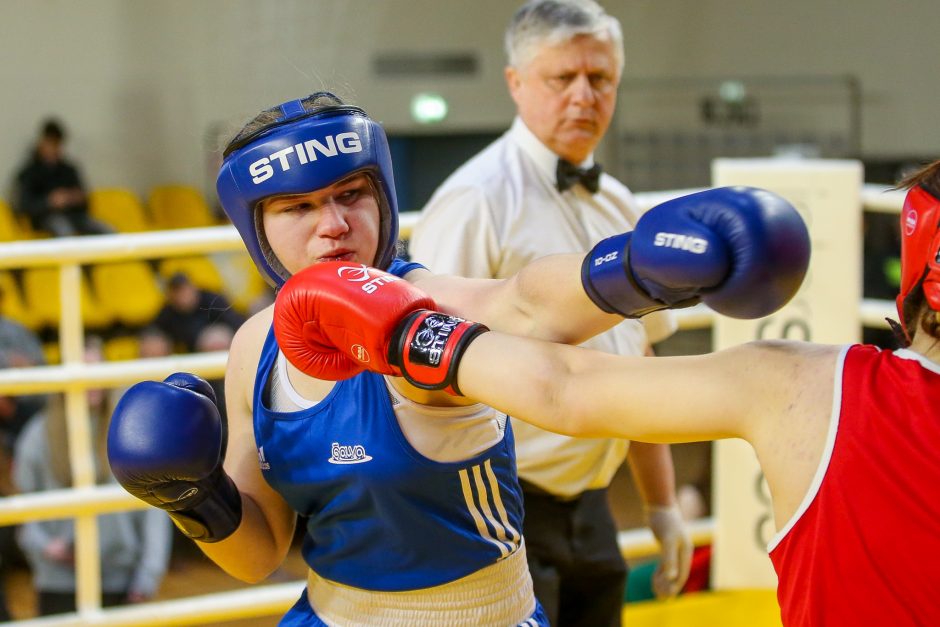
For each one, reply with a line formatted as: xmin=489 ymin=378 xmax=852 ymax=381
xmin=521 ymin=482 xmax=627 ymax=627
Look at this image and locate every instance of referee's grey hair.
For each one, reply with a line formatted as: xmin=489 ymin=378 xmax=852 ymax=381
xmin=505 ymin=0 xmax=624 ymax=72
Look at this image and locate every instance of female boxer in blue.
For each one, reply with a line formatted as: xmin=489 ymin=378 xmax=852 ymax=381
xmin=108 ymin=91 xmax=807 ymax=626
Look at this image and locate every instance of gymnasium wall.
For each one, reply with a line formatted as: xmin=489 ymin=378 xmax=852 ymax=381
xmin=0 ymin=0 xmax=936 ymax=201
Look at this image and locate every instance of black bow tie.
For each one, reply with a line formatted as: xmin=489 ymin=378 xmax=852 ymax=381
xmin=556 ymin=159 xmax=602 ymax=194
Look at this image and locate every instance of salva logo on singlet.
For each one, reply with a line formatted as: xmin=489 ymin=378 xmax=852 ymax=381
xmin=248 ymin=132 xmax=363 ymax=184
xmin=328 ymin=442 xmax=373 ymax=464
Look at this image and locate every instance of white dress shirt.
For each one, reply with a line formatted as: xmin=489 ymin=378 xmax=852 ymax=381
xmin=411 ymin=117 xmax=677 ymax=497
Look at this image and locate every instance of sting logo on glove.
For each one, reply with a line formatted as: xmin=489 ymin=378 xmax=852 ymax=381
xmin=410 ymin=313 xmax=465 ymax=367
xmin=653 ymin=232 xmax=709 ymax=253
xmin=392 ymin=310 xmax=490 ymax=395
xmin=337 ymin=264 xmax=401 ymax=294
xmin=175 ymin=487 xmax=200 ymax=501
xmin=337 ymin=265 xmax=373 ymax=281
xmin=351 ymin=344 xmax=371 ymax=363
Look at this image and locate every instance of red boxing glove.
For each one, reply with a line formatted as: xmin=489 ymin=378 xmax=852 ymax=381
xmin=274 ymin=262 xmax=435 ymax=380
xmin=274 ymin=262 xmax=488 ymax=394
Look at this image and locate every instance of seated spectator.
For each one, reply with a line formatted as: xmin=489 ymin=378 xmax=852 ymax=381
xmin=0 ymin=287 xmax=48 ymax=452
xmin=13 ymin=337 xmax=172 ymax=616
xmin=0 ymin=286 xmax=50 ymax=620
xmin=12 ymin=119 xmax=111 ymax=237
xmin=194 ymin=322 xmax=236 ymax=353
xmin=136 ymin=325 xmax=173 ymax=360
xmin=195 ymin=323 xmax=236 ymax=423
xmin=153 ymin=272 xmax=246 ymax=353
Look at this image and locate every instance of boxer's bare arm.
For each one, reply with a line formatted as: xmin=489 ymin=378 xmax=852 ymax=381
xmin=406 ymin=254 xmax=622 ymax=345
xmin=457 ymin=336 xmax=759 ymax=441
xmin=456 ymin=335 xmax=838 ymax=525
xmin=197 ymin=308 xmax=297 ymax=582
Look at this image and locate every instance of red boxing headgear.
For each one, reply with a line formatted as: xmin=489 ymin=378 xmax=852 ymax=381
xmin=896 ymin=185 xmax=940 ymax=336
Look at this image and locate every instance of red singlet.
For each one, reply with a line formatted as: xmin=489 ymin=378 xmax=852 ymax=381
xmin=769 ymin=345 xmax=940 ymax=627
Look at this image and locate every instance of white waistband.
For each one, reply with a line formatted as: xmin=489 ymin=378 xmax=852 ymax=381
xmin=306 ymin=543 xmax=535 ymax=626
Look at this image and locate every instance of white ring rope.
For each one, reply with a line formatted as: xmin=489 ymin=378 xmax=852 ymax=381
xmin=0 ymin=184 xmax=900 ymax=624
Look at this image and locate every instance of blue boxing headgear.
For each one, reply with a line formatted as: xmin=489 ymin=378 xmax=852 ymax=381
xmin=217 ymin=96 xmax=399 ymax=287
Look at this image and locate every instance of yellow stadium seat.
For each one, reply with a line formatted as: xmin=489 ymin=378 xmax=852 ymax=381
xmin=0 ymin=271 xmax=39 ymax=330
xmin=103 ymin=335 xmax=141 ymax=361
xmin=90 ymin=261 xmax=164 ymax=327
xmin=159 ymin=256 xmax=225 ymax=294
xmin=227 ymin=252 xmax=274 ymax=314
xmin=22 ymin=268 xmax=60 ymax=329
xmin=0 ymin=198 xmax=45 ymax=241
xmin=0 ymin=199 xmax=25 ymax=242
xmin=148 ymin=185 xmax=216 ymax=229
xmin=89 ymin=188 xmax=151 ymax=232
xmin=43 ymin=342 xmax=60 ymax=365
xmin=22 ymin=219 xmax=50 ymax=239
xmin=21 ymin=267 xmax=114 ymax=330
xmin=0 ymin=199 xmax=48 ymax=240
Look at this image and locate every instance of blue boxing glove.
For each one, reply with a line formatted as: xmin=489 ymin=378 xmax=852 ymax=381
xmin=107 ymin=373 xmax=242 ymax=542
xmin=582 ymin=186 xmax=810 ymax=319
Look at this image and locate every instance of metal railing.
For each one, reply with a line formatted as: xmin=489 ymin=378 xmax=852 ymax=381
xmin=0 ymin=185 xmax=902 ymax=624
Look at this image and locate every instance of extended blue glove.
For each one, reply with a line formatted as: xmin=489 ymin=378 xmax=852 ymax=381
xmin=107 ymin=373 xmax=242 ymax=542
xmin=582 ymin=186 xmax=810 ymax=319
